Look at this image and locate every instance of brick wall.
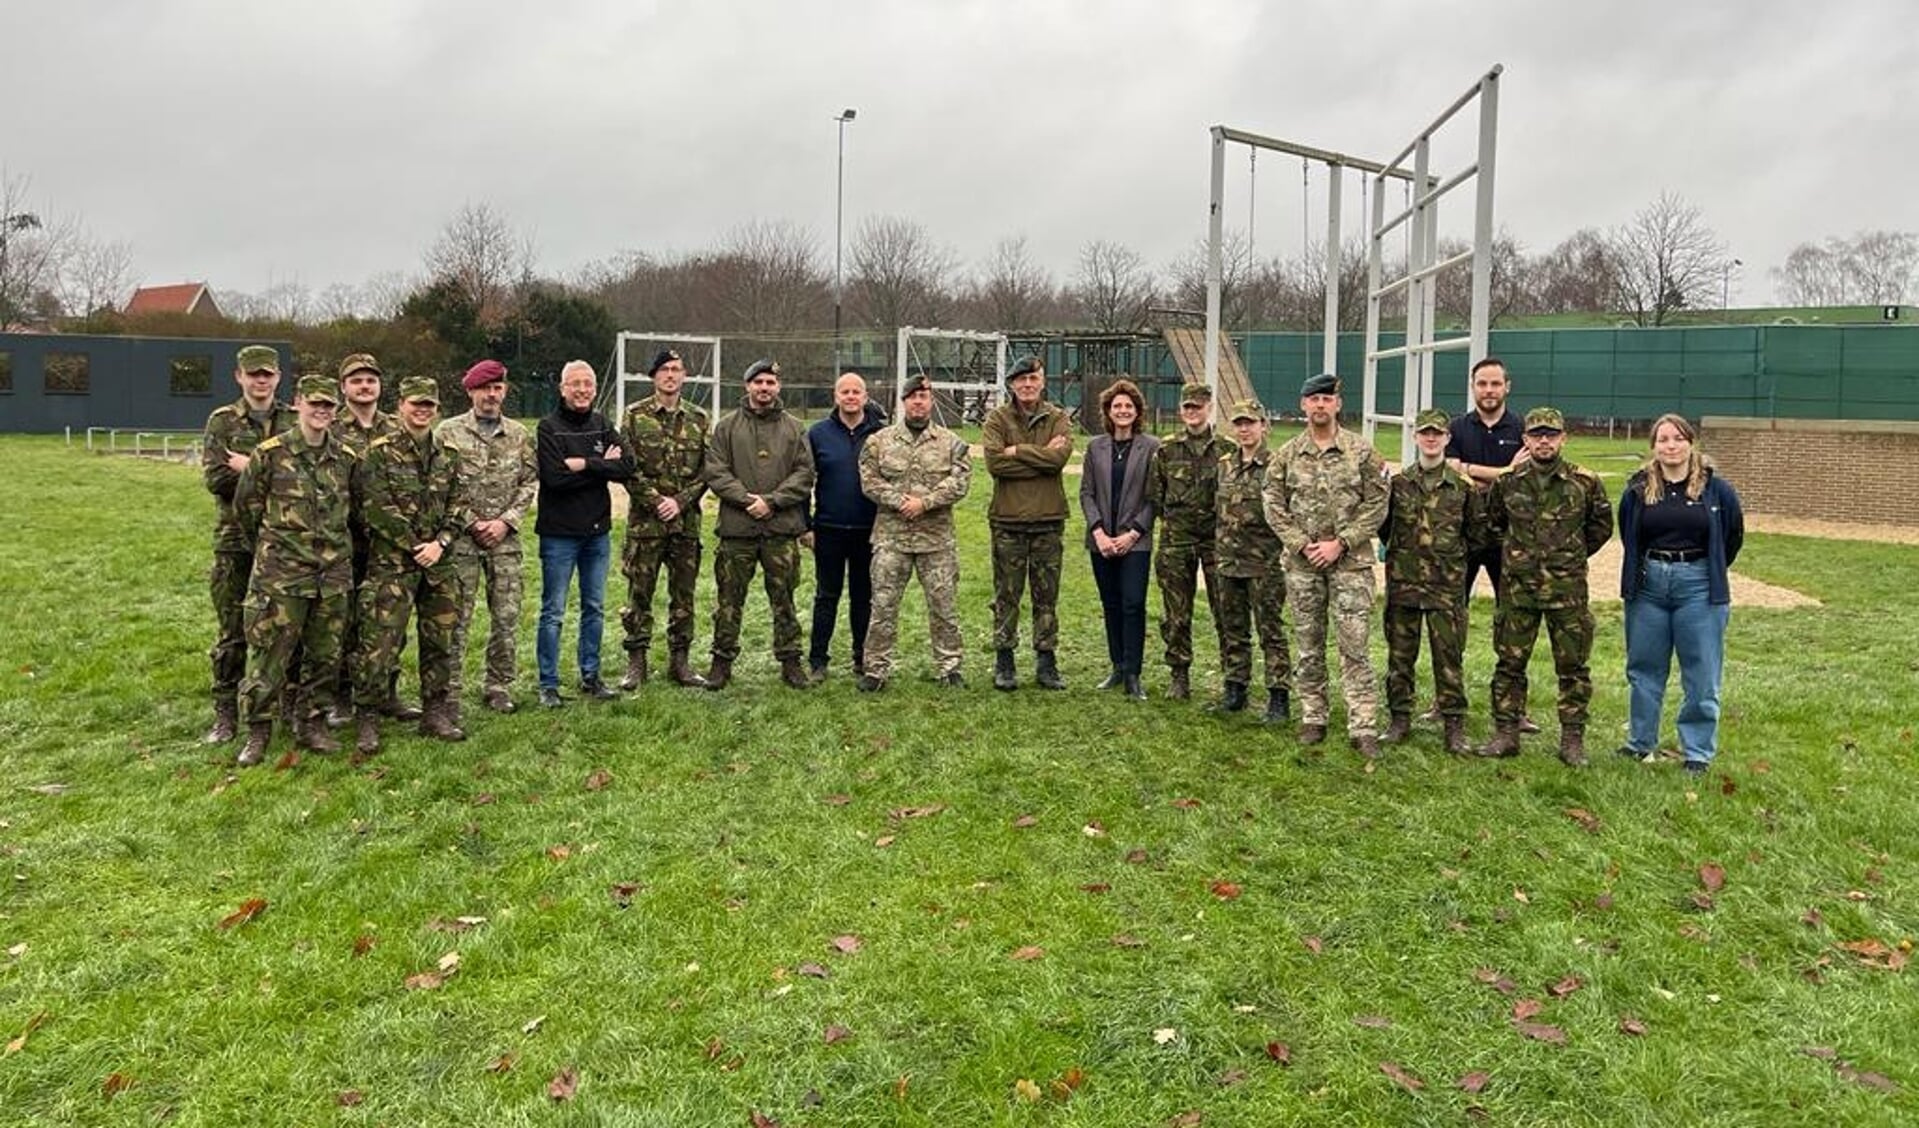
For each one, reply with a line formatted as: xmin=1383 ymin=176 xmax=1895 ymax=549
xmin=1702 ymin=416 xmax=1919 ymax=527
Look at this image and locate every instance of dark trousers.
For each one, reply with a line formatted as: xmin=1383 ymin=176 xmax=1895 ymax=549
xmin=1462 ymin=547 xmax=1503 ymax=607
xmin=809 ymin=525 xmax=872 ymax=669
xmin=1090 ymin=549 xmax=1152 ymax=676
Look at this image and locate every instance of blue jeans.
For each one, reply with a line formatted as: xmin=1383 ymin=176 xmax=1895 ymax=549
xmin=1623 ymin=558 xmax=1728 ymax=765
xmin=537 ymin=533 xmax=611 ymax=690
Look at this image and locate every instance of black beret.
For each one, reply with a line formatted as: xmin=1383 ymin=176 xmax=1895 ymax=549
xmin=646 ymin=349 xmax=682 ymax=376
xmin=1300 ymin=372 xmax=1340 ymax=397
xmin=1007 ymin=355 xmax=1043 ymax=382
xmin=902 ymin=373 xmax=934 ymax=395
xmin=743 ymin=358 xmax=781 ymax=382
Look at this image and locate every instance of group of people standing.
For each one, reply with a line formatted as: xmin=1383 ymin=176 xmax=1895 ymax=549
xmin=197 ymin=346 xmax=1742 ymax=775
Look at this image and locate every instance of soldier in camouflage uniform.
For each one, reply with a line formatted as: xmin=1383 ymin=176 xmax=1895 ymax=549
xmin=1213 ymin=399 xmax=1291 ymax=723
xmin=200 ymin=345 xmax=296 ymax=744
xmin=1479 ymin=407 xmax=1614 ymax=765
xmin=1150 ymin=381 xmax=1234 ymax=700
xmin=349 ymin=377 xmax=470 ymax=756
xmin=618 ymin=349 xmax=710 ymax=689
xmin=1262 ymin=373 xmax=1388 ymax=758
xmin=855 ymin=374 xmax=972 ymax=690
xmin=702 ymin=360 xmax=815 ymax=690
xmin=1382 ymin=409 xmax=1490 ymax=754
xmin=327 ymin=352 xmax=410 ymax=726
xmin=232 ymin=375 xmax=360 ymax=765
xmin=437 ymin=359 xmax=538 ymax=714
xmin=982 ymin=355 xmax=1073 ymax=691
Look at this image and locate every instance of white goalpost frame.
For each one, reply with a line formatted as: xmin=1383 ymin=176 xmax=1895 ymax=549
xmin=613 ymin=331 xmax=724 ymax=420
xmin=893 ymin=326 xmax=1009 ymax=421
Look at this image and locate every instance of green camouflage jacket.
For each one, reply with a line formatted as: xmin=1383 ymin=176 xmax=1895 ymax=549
xmin=859 ymin=421 xmax=972 ymax=552
xmin=621 ymin=394 xmax=709 ymax=538
xmin=435 ymin=411 xmax=538 ymax=553
xmin=1150 ymin=426 xmax=1233 ymax=548
xmin=354 ymin=429 xmax=467 ymax=567
xmin=234 ymin=428 xmax=359 ymax=597
xmin=1215 ymin=446 xmax=1283 ymax=578
xmin=202 ymin=397 xmax=296 ymax=553
xmin=1486 ymin=455 xmax=1613 ymax=608
xmin=330 ymin=409 xmax=401 ymax=456
xmin=1261 ymin=427 xmax=1388 ymax=572
xmin=1384 ymin=462 xmax=1489 ymax=609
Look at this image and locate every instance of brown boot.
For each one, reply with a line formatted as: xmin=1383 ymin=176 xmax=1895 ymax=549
xmin=1167 ymin=667 xmax=1190 ymax=701
xmin=237 ymin=721 xmax=272 ymax=767
xmin=1443 ymin=716 xmax=1472 ymax=755
xmin=780 ymin=658 xmax=812 ymax=690
xmin=1477 ymin=724 xmax=1521 ymax=758
xmin=203 ymin=700 xmax=238 ymax=745
xmin=1558 ymin=723 xmax=1588 ymax=767
xmin=703 ymin=658 xmax=732 ymax=691
xmin=483 ymin=687 xmax=517 ymax=714
xmin=1297 ymin=722 xmax=1327 ymax=746
xmin=380 ymin=696 xmax=423 ymax=722
xmin=668 ymin=648 xmax=707 ymax=688
xmin=1383 ymin=713 xmax=1412 ymax=743
xmin=1353 ymin=733 xmax=1382 ymax=760
xmin=420 ymin=700 xmax=467 ymax=743
xmin=619 ymin=650 xmax=649 ymax=691
xmin=355 ymin=712 xmax=382 ymax=757
xmin=299 ymin=713 xmax=341 ymax=754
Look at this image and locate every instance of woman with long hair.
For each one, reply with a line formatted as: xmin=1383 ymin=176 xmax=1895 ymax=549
xmin=1080 ymin=379 xmax=1160 ymax=700
xmin=1616 ymin=414 xmax=1744 ymax=774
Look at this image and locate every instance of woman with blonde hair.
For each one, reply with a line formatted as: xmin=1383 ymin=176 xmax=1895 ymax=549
xmin=1080 ymin=379 xmax=1160 ymax=700
xmin=1616 ymin=414 xmax=1744 ymax=774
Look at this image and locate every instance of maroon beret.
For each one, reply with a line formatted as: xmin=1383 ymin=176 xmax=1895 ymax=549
xmin=462 ymin=359 xmax=507 ymax=390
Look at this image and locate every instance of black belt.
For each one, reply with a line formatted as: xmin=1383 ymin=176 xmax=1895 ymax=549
xmin=1644 ymin=548 xmax=1705 ymax=563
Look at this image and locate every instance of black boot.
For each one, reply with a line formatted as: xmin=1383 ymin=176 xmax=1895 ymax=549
xmin=1260 ymin=688 xmax=1289 ymax=724
xmin=1214 ymin=681 xmax=1248 ymax=713
xmin=1123 ymin=674 xmax=1146 ymax=701
xmin=1096 ymin=667 xmax=1123 ymax=690
xmin=1034 ymin=651 xmax=1065 ymax=691
xmin=993 ymin=649 xmax=1016 ymax=691
xmin=1167 ymin=667 xmax=1190 ymax=700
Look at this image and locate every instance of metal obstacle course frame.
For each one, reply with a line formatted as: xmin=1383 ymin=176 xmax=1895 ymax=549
xmin=894 ymin=326 xmax=1009 ymax=427
xmin=613 ymin=331 xmax=723 ymax=421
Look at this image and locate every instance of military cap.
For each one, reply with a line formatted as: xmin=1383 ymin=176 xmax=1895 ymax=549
xmin=743 ymin=358 xmax=781 ymax=382
xmin=1300 ymin=372 xmax=1340 ymax=397
xmin=1007 ymin=355 xmax=1044 ymax=382
xmin=1523 ymin=406 xmax=1566 ymax=433
xmin=1227 ymin=398 xmax=1265 ymax=423
xmin=1414 ymin=408 xmax=1451 ymax=432
xmin=296 ymin=374 xmax=341 ymax=405
xmin=646 ymin=348 xmax=682 ymax=376
xmin=338 ymin=352 xmax=382 ymax=380
xmin=462 ymin=359 xmax=507 ymax=390
xmin=236 ymin=345 xmax=280 ymax=374
xmin=398 ymin=376 xmax=440 ymax=404
xmin=1180 ymin=382 xmax=1213 ymax=405
xmin=901 ymin=373 xmax=934 ymax=396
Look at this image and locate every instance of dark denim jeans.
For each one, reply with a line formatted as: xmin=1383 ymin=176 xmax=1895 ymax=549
xmin=808 ymin=525 xmax=872 ymax=669
xmin=1090 ymin=549 xmax=1152 ymax=676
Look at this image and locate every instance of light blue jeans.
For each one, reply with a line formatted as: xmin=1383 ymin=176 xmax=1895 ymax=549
xmin=1623 ymin=557 xmax=1728 ymax=765
xmin=537 ymin=533 xmax=611 ymax=690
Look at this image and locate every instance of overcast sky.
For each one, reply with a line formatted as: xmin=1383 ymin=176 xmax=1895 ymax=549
xmin=8 ymin=0 xmax=1915 ymax=309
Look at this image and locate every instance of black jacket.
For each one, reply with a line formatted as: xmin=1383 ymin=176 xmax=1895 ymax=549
xmin=536 ymin=405 xmax=634 ymax=536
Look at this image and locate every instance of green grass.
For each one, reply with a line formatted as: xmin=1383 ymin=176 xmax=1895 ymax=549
xmin=1 ymin=435 xmax=1914 ymax=1126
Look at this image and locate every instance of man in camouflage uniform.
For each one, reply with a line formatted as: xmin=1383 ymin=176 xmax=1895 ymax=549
xmin=1213 ymin=399 xmax=1291 ymax=723
xmin=1262 ymin=373 xmax=1388 ymax=758
xmin=1479 ymin=407 xmax=1614 ymax=765
xmin=326 ymin=352 xmax=410 ymax=726
xmin=618 ymin=349 xmax=710 ymax=689
xmin=350 ymin=377 xmax=470 ymax=756
xmin=232 ymin=375 xmax=359 ymax=765
xmin=437 ymin=359 xmax=538 ymax=714
xmin=702 ymin=359 xmax=815 ymax=690
xmin=983 ymin=355 xmax=1073 ymax=691
xmin=1150 ymin=381 xmax=1233 ymax=700
xmin=199 ymin=344 xmax=296 ymax=744
xmin=1382 ymin=409 xmax=1489 ymax=754
xmin=855 ymin=374 xmax=972 ymax=690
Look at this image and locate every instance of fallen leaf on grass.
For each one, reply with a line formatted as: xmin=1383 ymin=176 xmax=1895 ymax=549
xmin=873 ymin=835 xmax=895 ymax=848
xmin=1511 ymin=999 xmax=1543 ymax=1021
xmin=1838 ymin=938 xmax=1909 ymax=971
xmin=352 ymin=934 xmax=376 ymax=957
xmin=1217 ymin=1068 xmax=1248 ymax=1087
xmin=1563 ymin=807 xmax=1602 ymax=833
xmin=1209 ymin=881 xmax=1243 ymax=901
xmin=1012 ymin=814 xmax=1038 ymax=828
xmin=1050 ymin=1066 xmax=1086 ymax=1099
xmin=272 ymin=749 xmax=300 ymax=772
xmin=584 ymin=769 xmax=613 ymax=791
xmin=1547 ymin=976 xmax=1583 ymax=999
xmin=1112 ymin=933 xmax=1146 ymax=949
xmin=797 ymin=962 xmax=830 ymax=979
xmin=1014 ymin=1078 xmax=1042 ymax=1102
xmin=1720 ymin=776 xmax=1738 ymax=796
xmin=4 ymin=1011 xmax=48 ymax=1055
xmin=403 ymin=971 xmax=444 ymax=991
xmin=1124 ymin=848 xmax=1149 ymax=864
xmin=521 ymin=1015 xmax=545 ymax=1035
xmin=888 ymin=803 xmax=946 ymax=821
xmin=1302 ymin=935 xmax=1323 ymax=955
xmin=1699 ymin=863 xmax=1726 ymax=893
xmin=547 ymin=1065 xmax=578 ymax=1101
xmin=1080 ymin=882 xmax=1110 ymax=894
xmin=1167 ymin=1111 xmax=1203 ymax=1127
xmin=823 ymin=1024 xmax=852 ymax=1045
xmin=1457 ymin=1071 xmax=1490 ymax=1093
xmin=1153 ymin=1027 xmax=1179 ymax=1045
xmin=1010 ymin=946 xmax=1045 ymax=961
xmin=1619 ymin=1016 xmax=1648 ymax=1036
xmin=1171 ymin=797 xmax=1202 ymax=809
xmin=822 ymin=793 xmax=852 ymax=806
xmin=1353 ymin=1015 xmax=1392 ymax=1029
xmin=749 ymin=1110 xmax=781 ymax=1128
xmin=894 ymin=1075 xmax=910 ymax=1100
xmin=470 ymin=792 xmax=496 ymax=806
xmin=427 ymin=916 xmax=487 ymax=934
xmin=1592 ymin=893 xmax=1615 ymax=911
xmin=217 ymin=898 xmax=268 ymax=931
xmin=335 ymin=1089 xmax=361 ymax=1107
xmin=485 ymin=1053 xmax=515 ymax=1073
xmin=610 ymin=881 xmax=643 ymax=907
xmin=1265 ymin=1041 xmax=1292 ymax=1065
xmin=7 ymin=943 xmax=26 ymax=959
xmin=437 ymin=951 xmax=461 ymax=973
xmin=1379 ymin=1061 xmax=1424 ymax=1091
xmin=829 ymin=934 xmax=863 ymax=955
xmin=1837 ymin=1065 xmax=1899 ymax=1093
xmin=546 ymin=845 xmax=572 ymax=861
xmin=1514 ymin=1021 xmax=1567 ymax=1045
xmin=102 ymin=1072 xmax=133 ymax=1097
xmin=1082 ymin=821 xmax=1107 ymax=838
xmin=1512 ymin=887 xmax=1530 ymax=904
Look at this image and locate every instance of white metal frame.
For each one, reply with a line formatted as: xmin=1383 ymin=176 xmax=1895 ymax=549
xmin=894 ymin=326 xmax=1008 ymax=420
xmin=613 ymin=331 xmax=723 ymax=420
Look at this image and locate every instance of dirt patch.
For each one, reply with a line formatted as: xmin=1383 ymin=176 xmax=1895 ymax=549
xmin=1744 ymin=515 xmax=1919 ymax=546
xmin=1428 ymin=540 xmax=1818 ymax=610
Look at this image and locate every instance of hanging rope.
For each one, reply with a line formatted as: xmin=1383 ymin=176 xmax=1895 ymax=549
xmin=1248 ymin=149 xmax=1257 ymax=258
xmin=1301 ymin=157 xmax=1310 ymax=262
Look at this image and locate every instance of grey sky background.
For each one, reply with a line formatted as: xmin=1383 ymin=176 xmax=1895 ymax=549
xmin=8 ymin=0 xmax=1916 ymax=308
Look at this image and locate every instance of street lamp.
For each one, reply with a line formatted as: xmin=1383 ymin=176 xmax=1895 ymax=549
xmin=834 ymin=107 xmax=857 ymax=372
xmin=1721 ymin=257 xmax=1743 ymax=311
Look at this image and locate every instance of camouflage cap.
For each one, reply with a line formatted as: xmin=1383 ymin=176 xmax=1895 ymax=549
xmin=1524 ymin=406 xmax=1566 ymax=433
xmin=236 ymin=345 xmax=280 ymax=374
xmin=1179 ymin=381 xmax=1212 ymax=405
xmin=1227 ymin=398 xmax=1265 ymax=423
xmin=398 ymin=375 xmax=440 ymax=404
xmin=901 ymin=373 xmax=934 ymax=396
xmin=743 ymin=358 xmax=781 ymax=382
xmin=1007 ymin=355 xmax=1043 ymax=382
xmin=1414 ymin=408 xmax=1451 ymax=432
xmin=1301 ymin=372 xmax=1340 ymax=397
xmin=296 ymin=374 xmax=341 ymax=405
xmin=338 ymin=352 xmax=382 ymax=380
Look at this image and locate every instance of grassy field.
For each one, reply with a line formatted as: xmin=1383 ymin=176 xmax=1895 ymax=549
xmin=0 ymin=433 xmax=1913 ymax=1127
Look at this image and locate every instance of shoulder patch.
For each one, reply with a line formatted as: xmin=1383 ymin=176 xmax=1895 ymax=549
xmin=255 ymin=435 xmax=284 ymax=453
xmin=369 ymin=435 xmax=395 ymax=450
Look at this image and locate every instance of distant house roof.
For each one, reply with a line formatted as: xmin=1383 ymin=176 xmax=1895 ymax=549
xmin=126 ymin=282 xmax=221 ymax=317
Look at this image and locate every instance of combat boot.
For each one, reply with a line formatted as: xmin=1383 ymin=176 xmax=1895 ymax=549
xmin=1261 ymin=688 xmax=1290 ymax=725
xmin=1383 ymin=713 xmax=1413 ymax=743
xmin=484 ymin=687 xmax=517 ymax=714
xmin=421 ymin=698 xmax=467 ymax=742
xmin=1477 ymin=724 xmax=1522 ymax=759
xmin=1167 ymin=666 xmax=1190 ymax=700
xmin=619 ymin=650 xmax=649 ymax=691
xmin=236 ymin=721 xmax=272 ymax=767
xmin=668 ymin=648 xmax=707 ymax=688
xmin=1353 ymin=733 xmax=1382 ymax=761
xmin=780 ymin=658 xmax=812 ymax=690
xmin=1558 ymin=723 xmax=1588 ymax=767
xmin=1034 ymin=651 xmax=1066 ymax=691
xmin=1213 ymin=681 xmax=1248 ymax=713
xmin=1443 ymin=716 xmax=1472 ymax=755
xmin=203 ymin=700 xmax=238 ymax=745
xmin=299 ymin=712 xmax=341 ymax=754
xmin=703 ymin=658 xmax=732 ymax=691
xmin=325 ymin=703 xmax=353 ymax=729
xmin=993 ymin=649 xmax=1016 ymax=692
xmin=1297 ymin=722 xmax=1327 ymax=746
xmin=355 ymin=711 xmax=382 ymax=757
xmin=380 ymin=695 xmax=423 ymax=723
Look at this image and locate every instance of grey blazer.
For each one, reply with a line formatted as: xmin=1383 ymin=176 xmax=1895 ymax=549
xmin=1080 ymin=433 xmax=1161 ymax=555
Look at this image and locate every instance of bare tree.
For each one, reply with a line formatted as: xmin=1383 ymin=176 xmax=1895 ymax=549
xmin=1845 ymin=230 xmax=1919 ymax=302
xmin=57 ymin=232 xmax=138 ymax=318
xmin=1772 ymin=242 xmax=1847 ymax=307
xmin=423 ymin=202 xmax=534 ymax=329
xmin=315 ymin=282 xmax=363 ymax=322
xmin=1608 ymin=193 xmax=1725 ymax=326
xmin=1072 ymin=240 xmax=1157 ymax=332
xmin=970 ymin=236 xmax=1056 ymax=331
xmin=1528 ymin=228 xmax=1618 ymax=315
xmin=1167 ymin=231 xmax=1257 ymax=328
xmin=359 ymin=271 xmax=417 ymax=320
xmin=1 ymin=171 xmax=77 ymax=326
xmin=1433 ymin=229 xmax=1526 ymax=327
xmin=847 ymin=215 xmax=958 ymax=330
xmin=710 ymin=220 xmax=829 ymax=331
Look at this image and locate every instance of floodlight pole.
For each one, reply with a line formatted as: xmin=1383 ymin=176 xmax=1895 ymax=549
xmin=834 ymin=108 xmax=857 ymax=374
xmin=1721 ymin=257 xmax=1742 ymax=310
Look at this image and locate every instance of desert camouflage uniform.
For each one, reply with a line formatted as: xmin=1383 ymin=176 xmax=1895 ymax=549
xmin=1214 ymin=446 xmax=1291 ymax=690
xmin=234 ymin=429 xmax=358 ymax=724
xmin=1263 ymin=427 xmax=1388 ymax=736
xmin=330 ymin=409 xmax=402 ymax=704
xmin=351 ymin=429 xmax=469 ymax=711
xmin=437 ymin=410 xmax=538 ymax=696
xmin=619 ymin=394 xmax=709 ymax=659
xmin=982 ymin=400 xmax=1073 ymax=653
xmin=1486 ymin=455 xmax=1613 ymax=727
xmin=202 ymin=397 xmax=296 ymax=710
xmin=1383 ymin=462 xmax=1487 ymax=719
xmin=1151 ymin=426 xmax=1233 ymax=672
xmin=704 ymin=398 xmax=814 ymax=664
xmin=858 ymin=419 xmax=973 ymax=681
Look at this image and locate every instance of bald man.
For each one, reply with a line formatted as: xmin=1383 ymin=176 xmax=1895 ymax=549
xmin=804 ymin=371 xmax=887 ymax=683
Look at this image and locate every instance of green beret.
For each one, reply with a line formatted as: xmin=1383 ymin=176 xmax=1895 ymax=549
xmin=399 ymin=376 xmax=440 ymax=404
xmin=296 ymin=374 xmax=340 ymax=405
xmin=1007 ymin=355 xmax=1043 ymax=382
xmin=1180 ymin=382 xmax=1212 ymax=405
xmin=1300 ymin=372 xmax=1339 ymax=397
xmin=901 ymin=373 xmax=934 ymax=396
xmin=236 ymin=345 xmax=280 ymax=374
xmin=1524 ymin=406 xmax=1566 ymax=433
xmin=1228 ymin=398 xmax=1265 ymax=423
xmin=1414 ymin=408 xmax=1451 ymax=432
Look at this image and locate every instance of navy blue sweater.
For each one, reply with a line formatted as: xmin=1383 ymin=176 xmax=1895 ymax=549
xmin=807 ymin=406 xmax=887 ymax=529
xmin=1617 ymin=470 xmax=1743 ymax=605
